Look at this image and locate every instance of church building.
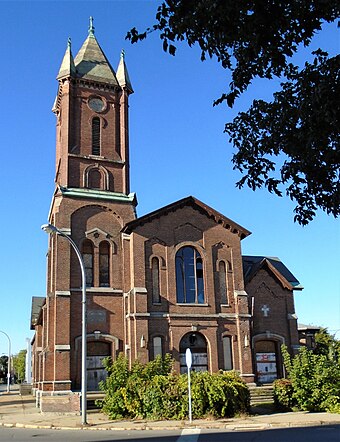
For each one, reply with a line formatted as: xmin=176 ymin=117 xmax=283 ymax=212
xmin=30 ymin=22 xmax=302 ymax=412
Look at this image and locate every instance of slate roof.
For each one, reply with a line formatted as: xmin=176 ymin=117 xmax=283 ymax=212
xmin=243 ymin=256 xmax=303 ymax=290
xmin=122 ymin=196 xmax=251 ymax=239
xmin=73 ymin=32 xmax=119 ymax=86
xmin=30 ymin=297 xmax=45 ymax=330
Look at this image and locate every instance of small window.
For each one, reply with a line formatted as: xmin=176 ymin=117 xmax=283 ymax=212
xmin=99 ymin=241 xmax=110 ymax=287
xmin=219 ymin=261 xmax=228 ymax=304
xmin=223 ymin=336 xmax=233 ymax=370
xmin=152 ymin=257 xmax=160 ymax=303
xmin=92 ymin=117 xmax=101 ymax=155
xmin=153 ymin=336 xmax=163 ymax=359
xmin=175 ymin=246 xmax=205 ymax=304
xmin=82 ymin=240 xmax=94 ymax=287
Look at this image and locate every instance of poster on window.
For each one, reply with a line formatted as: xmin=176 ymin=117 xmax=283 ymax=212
xmin=256 ymin=353 xmax=277 ymax=383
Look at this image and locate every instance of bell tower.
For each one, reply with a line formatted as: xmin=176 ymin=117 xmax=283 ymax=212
xmin=34 ymin=19 xmax=137 ymax=409
xmin=54 ymin=17 xmax=133 ymax=195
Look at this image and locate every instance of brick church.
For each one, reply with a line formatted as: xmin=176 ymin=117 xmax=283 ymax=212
xmin=31 ymin=22 xmax=303 ymax=411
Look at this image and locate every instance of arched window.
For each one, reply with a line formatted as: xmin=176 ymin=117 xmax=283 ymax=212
xmin=223 ymin=336 xmax=233 ymax=371
xmin=219 ymin=261 xmax=228 ymax=304
xmin=88 ymin=168 xmax=102 ymax=189
xmin=151 ymin=257 xmax=160 ymax=303
xmin=92 ymin=117 xmax=101 ymax=155
xmin=82 ymin=240 xmax=94 ymax=287
xmin=99 ymin=241 xmax=110 ymax=287
xmin=175 ymin=246 xmax=205 ymax=304
xmin=153 ymin=336 xmax=163 ymax=359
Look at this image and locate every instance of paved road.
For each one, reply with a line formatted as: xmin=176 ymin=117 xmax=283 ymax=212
xmin=0 ymin=425 xmax=339 ymax=441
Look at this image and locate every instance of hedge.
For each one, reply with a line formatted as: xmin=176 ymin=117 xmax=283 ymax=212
xmin=97 ymin=353 xmax=250 ymax=420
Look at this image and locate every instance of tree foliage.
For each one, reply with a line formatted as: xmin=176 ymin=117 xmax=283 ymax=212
xmin=12 ymin=350 xmax=26 ymax=383
xmin=127 ymin=1 xmax=340 ymax=224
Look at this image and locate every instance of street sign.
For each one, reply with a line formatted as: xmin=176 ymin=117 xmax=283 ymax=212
xmin=185 ymin=348 xmax=192 ymax=369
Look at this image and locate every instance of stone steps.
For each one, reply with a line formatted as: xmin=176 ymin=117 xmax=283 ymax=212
xmin=249 ymin=386 xmax=274 ymax=405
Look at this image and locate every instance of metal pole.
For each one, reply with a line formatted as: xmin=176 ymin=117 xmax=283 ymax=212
xmin=187 ymin=365 xmax=192 ymax=423
xmin=0 ymin=331 xmax=11 ymax=393
xmin=41 ymin=224 xmax=87 ymax=425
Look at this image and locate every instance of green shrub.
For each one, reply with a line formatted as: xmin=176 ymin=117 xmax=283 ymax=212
xmin=98 ymin=354 xmax=250 ymax=420
xmin=273 ymin=378 xmax=295 ymax=410
xmin=278 ymin=345 xmax=340 ymax=413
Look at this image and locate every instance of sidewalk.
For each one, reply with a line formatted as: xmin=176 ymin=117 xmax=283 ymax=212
xmin=0 ymin=390 xmax=340 ymax=432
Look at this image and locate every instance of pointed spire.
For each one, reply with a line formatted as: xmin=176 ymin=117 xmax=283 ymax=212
xmin=88 ymin=16 xmax=95 ymax=38
xmin=116 ymin=49 xmax=133 ymax=93
xmin=57 ymin=37 xmax=76 ymax=80
xmin=72 ymin=19 xmax=119 ymax=85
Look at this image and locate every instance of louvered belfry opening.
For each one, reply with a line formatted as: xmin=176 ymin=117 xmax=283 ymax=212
xmin=92 ymin=117 xmax=101 ymax=155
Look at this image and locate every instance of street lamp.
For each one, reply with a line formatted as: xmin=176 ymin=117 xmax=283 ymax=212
xmin=0 ymin=330 xmax=11 ymax=393
xmin=41 ymin=223 xmax=88 ymax=425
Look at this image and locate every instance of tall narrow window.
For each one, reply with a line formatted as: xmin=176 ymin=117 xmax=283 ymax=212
xmin=223 ymin=336 xmax=233 ymax=370
xmin=175 ymin=246 xmax=205 ymax=304
xmin=219 ymin=261 xmax=228 ymax=304
xmin=99 ymin=241 xmax=110 ymax=287
xmin=82 ymin=240 xmax=94 ymax=287
xmin=92 ymin=117 xmax=101 ymax=155
xmin=152 ymin=257 xmax=160 ymax=303
xmin=153 ymin=336 xmax=163 ymax=359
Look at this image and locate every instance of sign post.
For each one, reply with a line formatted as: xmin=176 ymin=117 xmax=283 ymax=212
xmin=185 ymin=348 xmax=192 ymax=423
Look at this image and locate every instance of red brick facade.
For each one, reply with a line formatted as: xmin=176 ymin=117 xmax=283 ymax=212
xmin=31 ymin=28 xmax=302 ymax=412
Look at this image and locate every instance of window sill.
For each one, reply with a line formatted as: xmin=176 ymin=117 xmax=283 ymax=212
xmin=71 ymin=287 xmax=123 ymax=294
xmin=176 ymin=303 xmax=209 ymax=307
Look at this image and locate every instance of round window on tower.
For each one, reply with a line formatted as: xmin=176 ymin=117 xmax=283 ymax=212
xmin=88 ymin=97 xmax=105 ymax=113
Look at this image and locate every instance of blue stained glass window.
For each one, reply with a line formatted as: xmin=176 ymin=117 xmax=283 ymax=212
xmin=175 ymin=247 xmax=205 ymax=304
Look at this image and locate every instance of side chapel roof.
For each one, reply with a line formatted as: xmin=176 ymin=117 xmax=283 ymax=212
xmin=242 ymin=255 xmax=303 ymax=291
xmin=122 ymin=196 xmax=251 ymax=239
xmin=30 ymin=296 xmax=45 ymax=330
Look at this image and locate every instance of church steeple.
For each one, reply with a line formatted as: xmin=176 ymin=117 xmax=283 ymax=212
xmin=73 ymin=17 xmax=119 ymax=86
xmin=57 ymin=37 xmax=76 ymax=80
xmin=54 ymin=19 xmax=134 ymax=198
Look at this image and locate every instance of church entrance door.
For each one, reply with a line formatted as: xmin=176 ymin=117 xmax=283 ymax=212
xmin=87 ymin=341 xmax=111 ymax=391
xmin=254 ymin=340 xmax=279 ymax=383
xmin=179 ymin=332 xmax=208 ymax=374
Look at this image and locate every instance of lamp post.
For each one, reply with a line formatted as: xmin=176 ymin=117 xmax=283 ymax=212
xmin=41 ymin=223 xmax=87 ymax=425
xmin=0 ymin=330 xmax=11 ymax=393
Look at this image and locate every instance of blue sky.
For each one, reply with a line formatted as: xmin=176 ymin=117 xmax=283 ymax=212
xmin=1 ymin=1 xmax=339 ymax=354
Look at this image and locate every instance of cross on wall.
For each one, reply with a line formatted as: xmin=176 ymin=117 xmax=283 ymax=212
xmin=261 ymin=305 xmax=270 ymax=317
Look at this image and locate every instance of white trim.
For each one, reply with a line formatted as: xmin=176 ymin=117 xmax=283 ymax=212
xmin=55 ymin=345 xmax=70 ymax=351
xmin=55 ymin=291 xmax=71 ymax=297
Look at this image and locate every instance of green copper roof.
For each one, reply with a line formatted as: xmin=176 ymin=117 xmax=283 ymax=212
xmin=57 ymin=37 xmax=76 ymax=80
xmin=74 ymin=18 xmax=119 ymax=86
xmin=116 ymin=49 xmax=133 ymax=93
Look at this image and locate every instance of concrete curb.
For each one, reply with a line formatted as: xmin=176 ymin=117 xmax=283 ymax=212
xmin=1 ymin=419 xmax=340 ymax=432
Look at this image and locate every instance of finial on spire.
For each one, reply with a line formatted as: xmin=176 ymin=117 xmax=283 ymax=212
xmin=89 ymin=16 xmax=95 ymax=37
xmin=120 ymin=49 xmax=125 ymax=60
xmin=67 ymin=37 xmax=71 ymax=50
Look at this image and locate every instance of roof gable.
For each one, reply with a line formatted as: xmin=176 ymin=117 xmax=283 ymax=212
xmin=243 ymin=256 xmax=303 ymax=290
xmin=122 ymin=196 xmax=251 ymax=239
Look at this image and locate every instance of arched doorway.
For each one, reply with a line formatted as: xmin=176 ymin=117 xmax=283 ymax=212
xmin=87 ymin=341 xmax=111 ymax=391
xmin=254 ymin=339 xmax=282 ymax=384
xmin=179 ymin=332 xmax=208 ymax=374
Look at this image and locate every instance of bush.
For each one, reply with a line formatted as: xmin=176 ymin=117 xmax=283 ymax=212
xmin=273 ymin=378 xmax=296 ymax=410
xmin=98 ymin=354 xmax=250 ymax=420
xmin=276 ymin=345 xmax=340 ymax=413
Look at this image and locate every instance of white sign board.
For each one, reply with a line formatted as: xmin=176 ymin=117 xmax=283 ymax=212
xmin=185 ymin=348 xmax=192 ymax=369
